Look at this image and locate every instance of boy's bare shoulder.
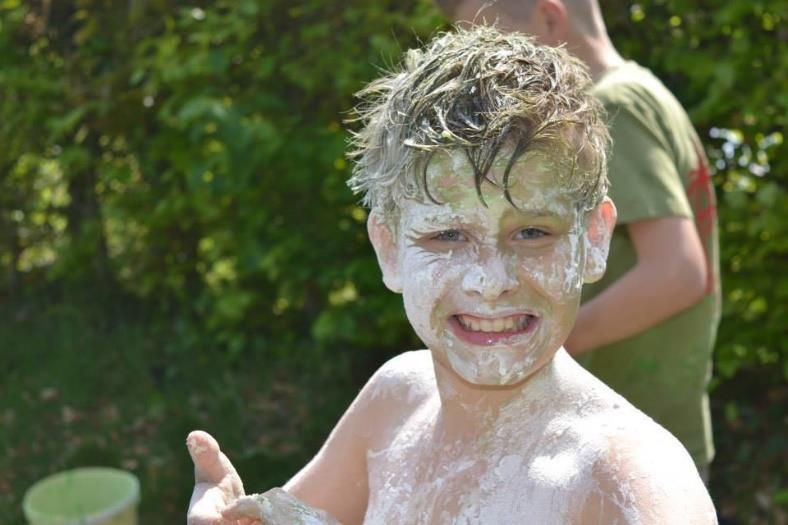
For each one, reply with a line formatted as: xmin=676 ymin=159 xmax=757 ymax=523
xmin=573 ymin=400 xmax=716 ymax=523
xmin=352 ymin=350 xmax=436 ymax=426
xmin=578 ymin=420 xmax=716 ymax=523
xmin=550 ymin=359 xmax=716 ymax=523
xmin=363 ymin=350 xmax=436 ymax=405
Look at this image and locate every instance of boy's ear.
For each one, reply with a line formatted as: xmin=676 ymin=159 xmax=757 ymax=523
xmin=367 ymin=211 xmax=403 ymax=293
xmin=583 ymin=197 xmax=617 ymax=284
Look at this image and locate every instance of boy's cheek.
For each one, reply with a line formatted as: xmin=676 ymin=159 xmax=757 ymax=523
xmin=402 ymin=258 xmax=468 ymax=331
xmin=517 ymin=248 xmax=584 ymax=300
xmin=401 ymin=254 xmax=456 ymax=304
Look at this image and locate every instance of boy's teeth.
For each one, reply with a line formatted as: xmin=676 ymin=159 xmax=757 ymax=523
xmin=457 ymin=314 xmax=531 ymax=333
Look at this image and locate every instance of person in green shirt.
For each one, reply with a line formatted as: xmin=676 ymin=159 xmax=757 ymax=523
xmin=434 ymin=0 xmax=721 ymax=476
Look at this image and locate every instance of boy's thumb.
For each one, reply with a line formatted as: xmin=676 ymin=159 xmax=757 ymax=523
xmin=187 ymin=430 xmax=242 ymax=488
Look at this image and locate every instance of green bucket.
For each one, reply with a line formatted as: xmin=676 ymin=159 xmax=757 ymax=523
xmin=23 ymin=467 xmax=139 ymax=525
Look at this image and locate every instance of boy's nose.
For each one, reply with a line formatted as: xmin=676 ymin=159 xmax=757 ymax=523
xmin=461 ymin=256 xmax=518 ymax=301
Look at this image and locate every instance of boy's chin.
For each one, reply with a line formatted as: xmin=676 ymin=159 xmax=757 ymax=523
xmin=460 ymin=372 xmax=533 ymax=387
xmin=443 ymin=346 xmax=552 ymax=387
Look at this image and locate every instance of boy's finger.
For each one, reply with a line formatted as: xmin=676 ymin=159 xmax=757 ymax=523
xmin=223 ymin=490 xmax=339 ymax=525
xmin=221 ymin=495 xmax=264 ymax=520
xmin=189 ymin=485 xmax=254 ymax=525
xmin=188 ymin=483 xmax=225 ymax=521
xmin=186 ymin=430 xmax=243 ymax=492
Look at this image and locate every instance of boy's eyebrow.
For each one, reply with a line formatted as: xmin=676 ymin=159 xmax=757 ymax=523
xmin=514 ymin=208 xmax=560 ymax=217
xmin=404 ymin=208 xmax=574 ymax=233
xmin=406 ymin=213 xmax=467 ymax=225
xmin=408 ymin=206 xmax=574 ymax=221
xmin=507 ymin=207 xmax=573 ymax=219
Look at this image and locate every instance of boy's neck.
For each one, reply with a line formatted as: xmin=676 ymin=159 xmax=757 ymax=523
xmin=431 ymin=349 xmax=571 ymax=437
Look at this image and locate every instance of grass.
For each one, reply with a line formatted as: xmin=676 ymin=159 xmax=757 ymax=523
xmin=0 ymin=295 xmax=357 ymax=524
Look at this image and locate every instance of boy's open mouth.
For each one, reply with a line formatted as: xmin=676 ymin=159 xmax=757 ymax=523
xmin=449 ymin=313 xmax=538 ymax=346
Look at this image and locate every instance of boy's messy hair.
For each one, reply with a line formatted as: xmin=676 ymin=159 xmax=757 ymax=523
xmin=347 ymin=25 xmax=610 ymax=217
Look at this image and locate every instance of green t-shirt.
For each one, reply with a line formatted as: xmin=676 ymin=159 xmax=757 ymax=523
xmin=578 ymin=62 xmax=721 ymax=467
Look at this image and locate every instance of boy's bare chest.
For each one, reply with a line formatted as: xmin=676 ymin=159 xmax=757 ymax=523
xmin=363 ymin=413 xmax=593 ymax=524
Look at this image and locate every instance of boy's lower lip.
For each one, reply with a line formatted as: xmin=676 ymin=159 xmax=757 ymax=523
xmin=448 ymin=315 xmax=538 ymax=346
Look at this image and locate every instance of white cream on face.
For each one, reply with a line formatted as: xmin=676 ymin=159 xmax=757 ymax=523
xmin=395 ymin=150 xmax=587 ymax=386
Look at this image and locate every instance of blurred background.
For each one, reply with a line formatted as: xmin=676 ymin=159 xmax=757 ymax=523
xmin=0 ymin=0 xmax=785 ymax=523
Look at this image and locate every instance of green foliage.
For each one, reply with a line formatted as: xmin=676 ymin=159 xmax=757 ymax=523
xmin=0 ymin=0 xmax=438 ymax=356
xmin=0 ymin=0 xmax=785 ymax=522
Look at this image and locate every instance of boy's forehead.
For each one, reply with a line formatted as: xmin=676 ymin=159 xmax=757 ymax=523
xmin=420 ymin=150 xmax=578 ymax=212
xmin=391 ymin=150 xmax=583 ymax=233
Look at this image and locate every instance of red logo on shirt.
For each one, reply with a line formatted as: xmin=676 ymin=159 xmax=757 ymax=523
xmin=686 ymin=146 xmax=716 ymax=294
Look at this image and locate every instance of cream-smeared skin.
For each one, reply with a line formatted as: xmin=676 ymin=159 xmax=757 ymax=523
xmin=360 ymin=350 xmax=717 ymax=525
xmin=221 ymin=488 xmax=340 ymax=525
xmin=395 ymin=151 xmax=587 ymax=386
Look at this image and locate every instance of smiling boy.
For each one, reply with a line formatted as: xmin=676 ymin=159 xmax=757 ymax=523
xmin=186 ymin=26 xmax=716 ymax=524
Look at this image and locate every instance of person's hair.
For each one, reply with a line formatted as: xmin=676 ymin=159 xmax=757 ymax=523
xmin=347 ymin=25 xmax=609 ymax=217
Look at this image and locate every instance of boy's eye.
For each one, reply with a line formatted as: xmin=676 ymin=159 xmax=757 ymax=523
xmin=515 ymin=227 xmax=549 ymax=240
xmin=432 ymin=229 xmax=467 ymax=242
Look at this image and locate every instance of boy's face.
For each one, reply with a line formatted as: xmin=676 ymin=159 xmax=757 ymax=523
xmin=370 ymin=150 xmax=613 ymax=386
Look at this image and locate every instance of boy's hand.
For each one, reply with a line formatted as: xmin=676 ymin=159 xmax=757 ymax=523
xmin=222 ymin=488 xmax=342 ymax=525
xmin=187 ymin=430 xmax=253 ymax=525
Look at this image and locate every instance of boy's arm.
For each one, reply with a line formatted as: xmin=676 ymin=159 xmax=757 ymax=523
xmin=280 ymin=384 xmax=373 ymax=525
xmin=186 ymin=352 xmax=426 ymax=525
xmin=284 ymin=351 xmax=429 ymax=525
xmin=565 ymin=215 xmax=707 ymax=355
xmin=284 ymin=351 xmax=434 ymax=525
xmin=183 ymin=376 xmax=375 ymax=524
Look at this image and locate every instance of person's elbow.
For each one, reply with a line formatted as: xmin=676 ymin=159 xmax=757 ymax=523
xmin=632 ymin=216 xmax=708 ymax=314
xmin=672 ymin=246 xmax=707 ymax=311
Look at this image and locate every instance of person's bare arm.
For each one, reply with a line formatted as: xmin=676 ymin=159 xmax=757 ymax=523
xmin=284 ymin=351 xmax=430 ymax=524
xmin=187 ymin=352 xmax=429 ymax=525
xmin=566 ymin=216 xmax=707 ymax=355
xmin=186 ymin=430 xmax=345 ymax=525
xmin=187 ymin=385 xmax=374 ymax=525
xmin=280 ymin=384 xmax=374 ymax=525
